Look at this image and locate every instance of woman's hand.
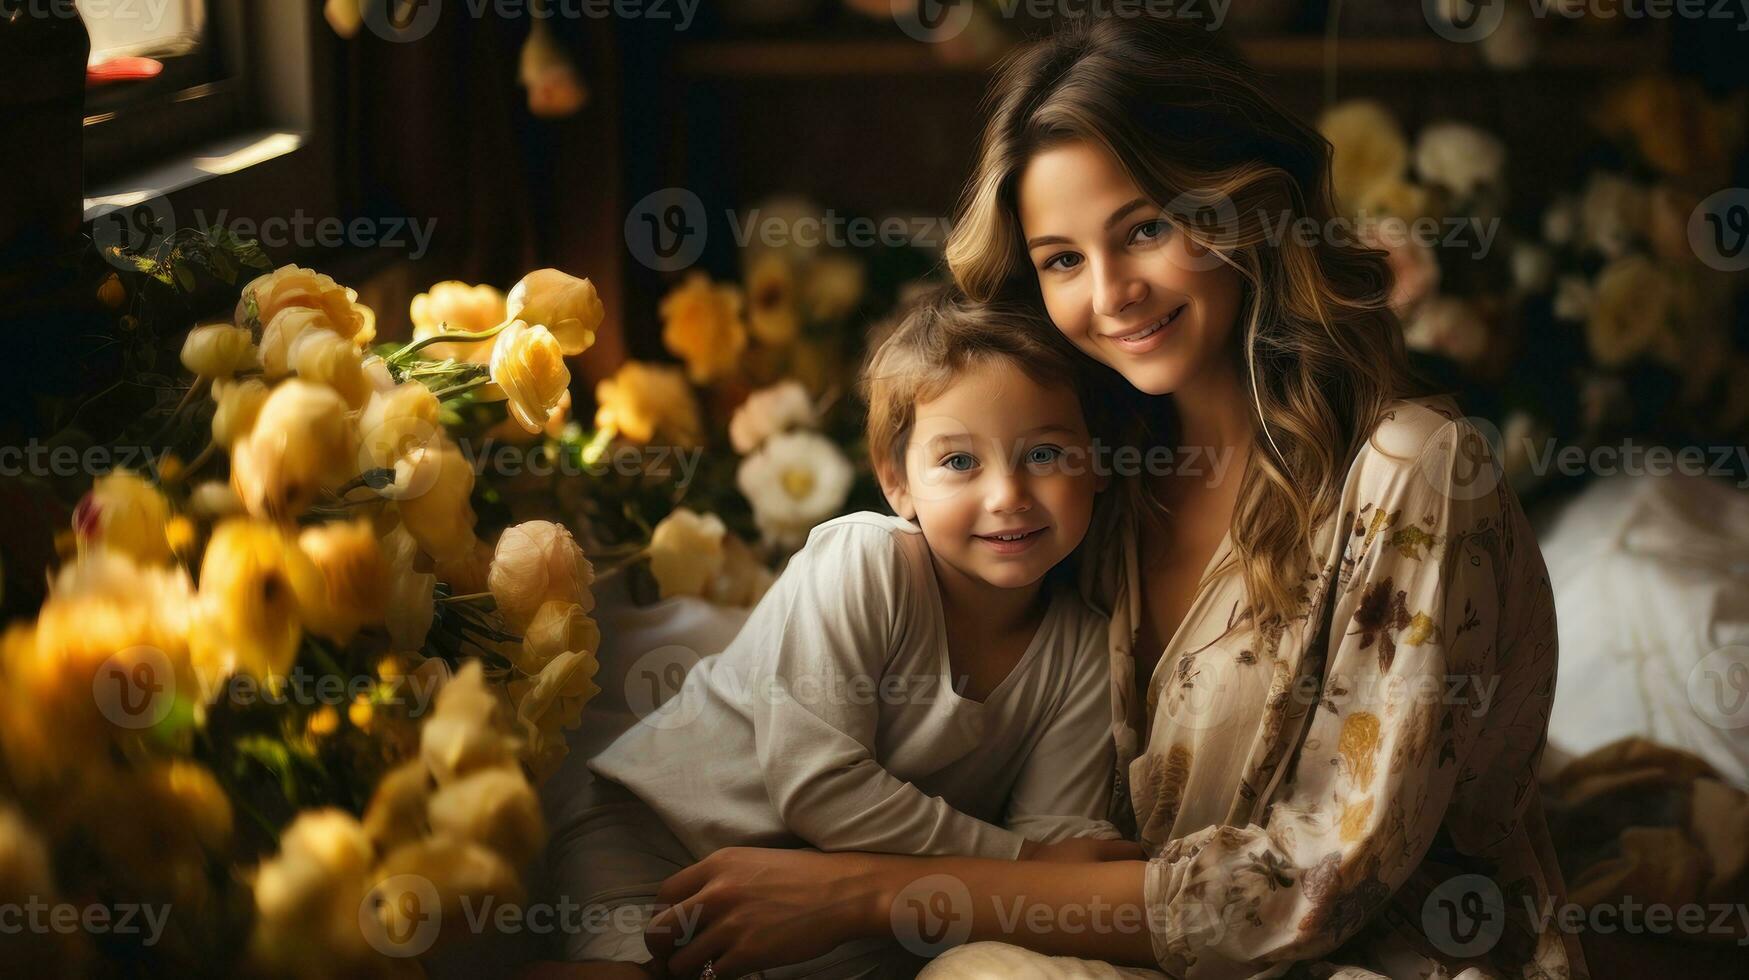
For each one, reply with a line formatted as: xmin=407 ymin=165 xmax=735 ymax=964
xmin=641 ymin=847 xmax=885 ymax=980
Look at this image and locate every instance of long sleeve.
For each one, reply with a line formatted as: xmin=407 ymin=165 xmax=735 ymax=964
xmin=1139 ymin=417 xmax=1513 ymax=977
xmin=1003 ymin=610 xmax=1124 ymax=843
xmin=744 ymin=520 xmax=1028 ymax=859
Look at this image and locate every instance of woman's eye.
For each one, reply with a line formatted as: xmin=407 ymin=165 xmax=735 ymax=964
xmin=942 ymin=453 xmax=976 ymax=472
xmin=1043 ymin=251 xmax=1083 ymax=272
xmin=1130 ymin=219 xmax=1169 ymax=245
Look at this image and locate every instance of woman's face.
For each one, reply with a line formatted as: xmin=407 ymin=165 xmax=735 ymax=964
xmin=1017 ymin=140 xmax=1245 ymax=397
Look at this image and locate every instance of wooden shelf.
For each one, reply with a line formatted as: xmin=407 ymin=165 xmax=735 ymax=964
xmin=674 ymin=35 xmax=1664 ymax=78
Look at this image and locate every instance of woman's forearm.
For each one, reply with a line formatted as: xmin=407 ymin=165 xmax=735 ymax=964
xmin=854 ymin=854 xmax=1157 ymax=966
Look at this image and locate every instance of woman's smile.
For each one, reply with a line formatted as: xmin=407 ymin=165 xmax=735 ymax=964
xmin=1107 ymin=302 xmax=1187 ymax=353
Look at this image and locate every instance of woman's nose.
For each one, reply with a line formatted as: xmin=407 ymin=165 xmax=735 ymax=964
xmin=1090 ymin=255 xmax=1147 ymax=320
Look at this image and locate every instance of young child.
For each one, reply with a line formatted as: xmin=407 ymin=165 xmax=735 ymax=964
xmin=558 ymin=286 xmax=1137 ymax=974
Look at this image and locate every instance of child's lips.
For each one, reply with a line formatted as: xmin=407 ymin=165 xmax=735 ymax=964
xmin=974 ymin=526 xmax=1047 ymax=553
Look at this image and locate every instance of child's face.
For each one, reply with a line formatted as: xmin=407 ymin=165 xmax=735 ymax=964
xmin=882 ymin=358 xmax=1106 ymax=592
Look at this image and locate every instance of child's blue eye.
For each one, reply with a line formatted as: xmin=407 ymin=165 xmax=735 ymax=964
xmin=1027 ymin=445 xmax=1064 ymax=467
xmin=942 ymin=453 xmax=976 ymax=472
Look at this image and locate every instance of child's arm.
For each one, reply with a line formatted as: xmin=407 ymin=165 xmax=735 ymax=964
xmin=747 ymin=521 xmax=1029 ymax=860
xmin=1001 ymin=614 xmax=1130 ymax=847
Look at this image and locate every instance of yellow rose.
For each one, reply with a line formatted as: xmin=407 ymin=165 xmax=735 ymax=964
xmin=192 ymin=518 xmax=325 ymax=685
xmin=505 ymin=269 xmax=604 ymax=356
xmin=249 ymin=808 xmax=375 ymax=975
xmin=238 ymin=265 xmax=367 ymax=340
xmin=647 ymin=508 xmax=726 ymax=599
xmin=426 ymin=766 xmax=545 ymax=868
xmin=361 ymin=759 xmax=431 ymax=855
xmin=382 ymin=525 xmax=436 ymax=651
xmin=72 ymin=469 xmax=171 ymax=564
xmin=745 ymin=253 xmax=799 ymax=345
xmin=487 ymin=521 xmax=594 ymax=631
xmin=420 ymin=661 xmax=522 ymax=784
xmin=706 ymin=533 xmax=775 ymax=608
xmin=210 ymin=377 xmax=269 ymax=449
xmin=490 ymin=320 xmax=571 ymax=435
xmin=593 ymin=360 xmax=703 ymax=447
xmin=393 ymin=439 xmax=478 ymax=564
xmin=289 ymin=328 xmax=371 ymax=409
xmin=258 ymin=307 xmax=342 ymax=379
xmin=514 ymin=649 xmax=600 ymax=782
xmin=410 ymin=281 xmax=508 ymax=364
xmin=513 ymin=599 xmax=600 ymax=675
xmin=660 ymin=272 xmax=748 ymax=383
xmin=358 ymin=380 xmax=443 ymax=476
xmin=230 ymin=380 xmax=358 ymax=521
xmin=1317 ymin=99 xmax=1409 ymax=218
xmin=373 ymin=836 xmax=522 ymax=944
xmin=180 ymin=322 xmax=258 ymax=379
xmin=1588 ymin=256 xmax=1680 ymax=367
xmin=801 ymin=254 xmax=866 ymax=323
xmin=296 ymin=520 xmax=389 ymax=644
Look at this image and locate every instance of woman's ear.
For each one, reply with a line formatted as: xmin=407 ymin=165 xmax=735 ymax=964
xmin=874 ymin=457 xmax=916 ymax=521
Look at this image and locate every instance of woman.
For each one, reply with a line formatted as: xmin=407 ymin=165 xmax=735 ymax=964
xmin=640 ymin=18 xmax=1580 ymax=980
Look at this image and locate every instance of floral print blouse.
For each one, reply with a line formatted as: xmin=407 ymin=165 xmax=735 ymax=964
xmin=1077 ymin=397 xmax=1584 ymax=980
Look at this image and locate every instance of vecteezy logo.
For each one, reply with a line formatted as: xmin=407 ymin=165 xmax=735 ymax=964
xmin=625 ymin=188 xmax=708 ymax=272
xmin=363 ymin=0 xmax=442 ymax=44
xmin=1689 ymin=188 xmax=1749 ymax=273
xmin=894 ymin=0 xmax=976 ymax=44
xmin=92 ymin=195 xmax=176 ymax=271
xmin=359 ymin=873 xmax=443 ymax=957
xmin=624 ymin=645 xmax=705 ymax=730
xmin=93 ymin=645 xmax=176 ymax=730
xmin=1419 ymin=415 xmax=1504 ymax=502
xmin=889 ymin=874 xmax=973 ymax=957
xmin=1688 ymin=645 xmax=1749 ymax=731
xmin=1422 ymin=873 xmax=1506 ymax=959
xmin=1423 ymin=0 xmax=1505 ymax=43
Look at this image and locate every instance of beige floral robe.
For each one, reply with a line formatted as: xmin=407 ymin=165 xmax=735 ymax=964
xmin=923 ymin=397 xmax=1585 ymax=980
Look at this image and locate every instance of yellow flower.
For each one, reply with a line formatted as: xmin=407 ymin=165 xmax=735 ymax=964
xmin=361 ymin=759 xmax=431 ymax=854
xmin=289 ymin=328 xmax=371 ymax=409
xmin=72 ymin=469 xmax=172 ymax=564
xmin=513 ymin=599 xmax=600 ymax=675
xmin=420 ymin=662 xmax=522 ymax=784
xmin=393 ymin=439 xmax=478 ymax=564
xmin=373 ymin=836 xmax=523 ymax=944
xmin=427 ymin=766 xmax=545 ymax=867
xmin=229 ymin=380 xmax=358 ymax=521
xmin=210 ymin=377 xmax=269 ymax=449
xmin=593 ymin=360 xmax=703 ymax=447
xmin=487 ymin=520 xmax=594 ymax=630
xmin=706 ymin=533 xmax=775 ymax=608
xmin=382 ymin=525 xmax=436 ymax=651
xmin=296 ymin=520 xmax=389 ymax=644
xmin=410 ymin=281 xmax=508 ymax=364
xmin=1595 ymin=75 xmax=1746 ymax=186
xmin=238 ymin=265 xmax=367 ymax=340
xmin=660 ymin=272 xmax=747 ymax=383
xmin=1588 ymin=255 xmax=1681 ymax=367
xmin=745 ymin=253 xmax=800 ymax=345
xmin=358 ymin=380 xmax=442 ymax=476
xmin=505 ymin=268 xmax=604 ymax=356
xmin=192 ymin=518 xmax=325 ymax=686
xmin=515 ymin=649 xmax=601 ymax=782
xmin=647 ymin=508 xmax=726 ymax=599
xmin=519 ymin=20 xmax=587 ymax=119
xmin=1318 ymin=99 xmax=1409 ymax=218
xmin=180 ymin=322 xmax=258 ymax=379
xmin=249 ymin=808 xmax=376 ymax=975
xmin=801 ymin=254 xmax=866 ymax=323
xmin=490 ymin=320 xmax=571 ymax=434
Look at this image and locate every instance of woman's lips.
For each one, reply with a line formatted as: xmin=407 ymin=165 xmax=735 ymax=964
xmin=1109 ymin=303 xmax=1186 ymax=353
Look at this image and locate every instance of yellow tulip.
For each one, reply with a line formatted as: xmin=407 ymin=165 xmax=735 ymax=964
xmin=489 ymin=320 xmax=571 ymax=435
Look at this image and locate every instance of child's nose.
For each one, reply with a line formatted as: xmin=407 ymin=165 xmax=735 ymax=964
xmin=985 ymin=471 xmax=1033 ymax=513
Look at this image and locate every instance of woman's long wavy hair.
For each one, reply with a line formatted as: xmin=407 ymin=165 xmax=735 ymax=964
xmin=945 ymin=17 xmax=1435 ymax=627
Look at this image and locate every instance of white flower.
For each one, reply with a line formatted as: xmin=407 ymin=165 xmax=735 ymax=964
xmin=1413 ymin=122 xmax=1505 ymax=200
xmin=1552 ymin=275 xmax=1595 ymax=323
xmin=736 ymin=431 xmax=854 ymax=548
xmin=729 ymin=380 xmax=817 ymax=454
xmin=1579 ymin=172 xmax=1650 ymax=259
xmin=1403 ymin=296 xmax=1490 ymax=367
xmin=1511 ymin=242 xmax=1554 ymax=294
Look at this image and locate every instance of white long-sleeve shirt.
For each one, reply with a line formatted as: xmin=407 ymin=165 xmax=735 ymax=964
xmin=588 ymin=512 xmax=1121 ymax=861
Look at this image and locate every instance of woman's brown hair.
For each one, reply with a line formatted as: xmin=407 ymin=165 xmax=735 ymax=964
xmin=945 ymin=16 xmax=1433 ymax=626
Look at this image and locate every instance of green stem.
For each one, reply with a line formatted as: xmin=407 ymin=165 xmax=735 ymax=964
xmin=436 ymin=591 xmax=493 ymax=604
xmin=430 ymin=377 xmax=493 ymax=401
xmin=389 ymin=321 xmax=509 ymax=363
